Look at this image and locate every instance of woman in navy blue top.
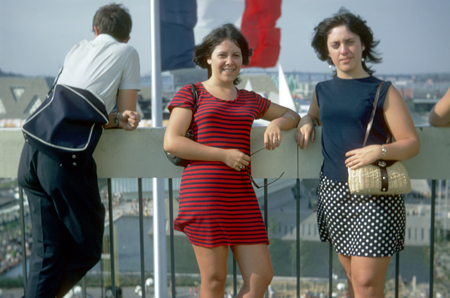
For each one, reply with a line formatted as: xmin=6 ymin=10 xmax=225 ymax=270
xmin=295 ymin=8 xmax=420 ymax=298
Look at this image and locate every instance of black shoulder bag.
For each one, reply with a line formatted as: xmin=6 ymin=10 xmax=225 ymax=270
xmin=22 ymin=68 xmax=108 ymax=167
xmin=165 ymin=83 xmax=198 ymax=167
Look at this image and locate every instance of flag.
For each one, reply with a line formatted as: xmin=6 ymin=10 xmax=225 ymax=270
xmin=240 ymin=0 xmax=282 ymax=68
xmin=160 ymin=0 xmax=197 ymax=71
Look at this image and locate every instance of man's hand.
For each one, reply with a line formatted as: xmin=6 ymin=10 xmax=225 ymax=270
xmin=118 ymin=110 xmax=140 ymax=130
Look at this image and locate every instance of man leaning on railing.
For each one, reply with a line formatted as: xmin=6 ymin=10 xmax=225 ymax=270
xmin=16 ymin=3 xmax=141 ymax=298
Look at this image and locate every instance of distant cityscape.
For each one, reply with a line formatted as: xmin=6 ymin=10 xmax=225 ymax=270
xmin=1 ymin=68 xmax=450 ymax=127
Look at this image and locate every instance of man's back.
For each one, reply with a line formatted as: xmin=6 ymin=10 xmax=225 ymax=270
xmin=57 ymin=33 xmax=140 ymax=113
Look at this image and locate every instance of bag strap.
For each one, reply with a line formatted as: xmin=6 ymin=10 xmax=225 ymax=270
xmin=362 ymin=82 xmax=384 ymax=147
xmin=47 ymin=67 xmax=64 ymax=96
xmin=190 ymin=83 xmax=198 ymax=114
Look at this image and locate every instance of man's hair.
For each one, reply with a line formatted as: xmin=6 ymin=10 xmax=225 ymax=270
xmin=93 ymin=3 xmax=132 ymax=41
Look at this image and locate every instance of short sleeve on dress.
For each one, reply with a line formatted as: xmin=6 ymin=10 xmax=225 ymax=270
xmin=253 ymin=92 xmax=271 ymax=119
xmin=168 ymin=84 xmax=196 ymax=113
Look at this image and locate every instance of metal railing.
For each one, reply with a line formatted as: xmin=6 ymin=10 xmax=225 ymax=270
xmin=1 ymin=126 xmax=449 ymax=297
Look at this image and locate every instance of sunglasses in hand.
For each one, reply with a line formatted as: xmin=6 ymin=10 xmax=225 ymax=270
xmin=247 ymin=147 xmax=284 ymax=189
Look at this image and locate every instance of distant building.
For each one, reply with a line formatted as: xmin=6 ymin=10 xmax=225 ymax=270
xmin=137 ymin=86 xmax=152 ymax=119
xmin=170 ymin=68 xmax=208 ymax=90
xmin=237 ymin=75 xmax=278 ymax=101
xmin=0 ymin=77 xmax=49 ymax=120
xmin=0 ymin=77 xmax=150 ymax=127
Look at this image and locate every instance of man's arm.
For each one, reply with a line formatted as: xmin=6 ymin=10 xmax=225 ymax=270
xmin=105 ymin=89 xmax=141 ymax=130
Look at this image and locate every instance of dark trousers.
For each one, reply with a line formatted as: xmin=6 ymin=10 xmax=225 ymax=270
xmin=18 ymin=143 xmax=105 ymax=298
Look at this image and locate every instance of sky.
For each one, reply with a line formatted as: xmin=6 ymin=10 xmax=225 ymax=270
xmin=1 ymin=0 xmax=450 ymax=77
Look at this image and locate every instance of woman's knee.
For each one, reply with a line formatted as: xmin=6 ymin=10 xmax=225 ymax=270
xmin=344 ymin=270 xmax=352 ymax=282
xmin=202 ymin=270 xmax=227 ymax=291
xmin=349 ymin=257 xmax=390 ymax=295
xmin=242 ymin=265 xmax=273 ymax=290
xmin=263 ymin=266 xmax=274 ymax=286
xmin=351 ymin=272 xmax=381 ymax=294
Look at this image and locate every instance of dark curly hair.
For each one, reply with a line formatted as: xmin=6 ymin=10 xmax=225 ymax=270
xmin=193 ymin=23 xmax=253 ymax=85
xmin=311 ymin=8 xmax=381 ymax=75
xmin=93 ymin=3 xmax=132 ymax=42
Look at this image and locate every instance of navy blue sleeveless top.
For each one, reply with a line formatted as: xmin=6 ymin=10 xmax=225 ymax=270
xmin=316 ymin=76 xmax=392 ymax=182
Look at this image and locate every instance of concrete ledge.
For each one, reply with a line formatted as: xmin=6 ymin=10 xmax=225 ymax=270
xmin=1 ymin=126 xmax=449 ymax=179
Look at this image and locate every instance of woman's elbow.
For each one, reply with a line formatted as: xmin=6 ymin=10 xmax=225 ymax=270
xmin=429 ymin=115 xmax=450 ymax=127
xmin=428 ymin=111 xmax=441 ymax=126
xmin=410 ymin=138 xmax=421 ymax=158
xmin=163 ymin=136 xmax=175 ymax=153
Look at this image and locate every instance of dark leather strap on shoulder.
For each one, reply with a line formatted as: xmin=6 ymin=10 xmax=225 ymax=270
xmin=363 ymin=82 xmax=384 ymax=147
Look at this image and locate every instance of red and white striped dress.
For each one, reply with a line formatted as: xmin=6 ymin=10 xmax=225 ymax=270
xmin=168 ymin=83 xmax=271 ymax=247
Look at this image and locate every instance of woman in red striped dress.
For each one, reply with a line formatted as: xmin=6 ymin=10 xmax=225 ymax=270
xmin=164 ymin=23 xmax=300 ymax=298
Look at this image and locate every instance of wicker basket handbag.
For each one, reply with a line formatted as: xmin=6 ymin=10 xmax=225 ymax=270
xmin=348 ymin=83 xmax=411 ymax=195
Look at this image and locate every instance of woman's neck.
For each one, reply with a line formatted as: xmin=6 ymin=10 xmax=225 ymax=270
xmin=336 ymin=68 xmax=370 ymax=80
xmin=205 ymin=76 xmax=235 ymax=89
xmin=202 ymin=79 xmax=237 ymax=101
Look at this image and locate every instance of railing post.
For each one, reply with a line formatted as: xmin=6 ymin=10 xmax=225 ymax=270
xmin=82 ymin=276 xmax=87 ymax=298
xmin=152 ymin=178 xmax=167 ymax=298
xmin=19 ymin=186 xmax=27 ymax=292
xmin=264 ymin=179 xmax=268 ymax=230
xmin=429 ymin=179 xmax=436 ymax=298
xmin=395 ymin=253 xmax=399 ymax=298
xmin=264 ymin=180 xmax=268 ymax=298
xmin=150 ymin=0 xmax=168 ymax=293
xmin=445 ymin=180 xmax=449 ymax=233
xmin=169 ymin=178 xmax=176 ymax=297
xmin=328 ymin=242 xmax=333 ymax=298
xmin=100 ymin=254 xmax=104 ymax=298
xmin=107 ymin=179 xmax=116 ymax=297
xmin=233 ymin=257 xmax=237 ymax=297
xmin=296 ymin=179 xmax=300 ymax=298
xmin=138 ymin=178 xmax=146 ymax=298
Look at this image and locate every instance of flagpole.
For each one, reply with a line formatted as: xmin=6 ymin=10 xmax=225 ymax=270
xmin=150 ymin=1 xmax=167 ymax=298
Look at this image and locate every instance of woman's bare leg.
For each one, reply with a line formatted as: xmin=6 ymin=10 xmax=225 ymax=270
xmin=192 ymin=244 xmax=229 ymax=298
xmin=338 ymin=254 xmax=391 ymax=298
xmin=231 ymin=244 xmax=273 ymax=298
xmin=338 ymin=254 xmax=355 ymax=298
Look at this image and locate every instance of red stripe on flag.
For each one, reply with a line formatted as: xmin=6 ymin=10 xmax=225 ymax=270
xmin=240 ymin=0 xmax=282 ymax=68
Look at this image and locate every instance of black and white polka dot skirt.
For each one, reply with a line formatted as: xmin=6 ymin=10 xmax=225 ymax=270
xmin=317 ymin=174 xmax=406 ymax=257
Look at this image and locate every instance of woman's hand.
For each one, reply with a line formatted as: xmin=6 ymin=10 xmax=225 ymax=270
xmin=222 ymin=149 xmax=250 ymax=171
xmin=264 ymin=121 xmax=282 ymax=150
xmin=295 ymin=116 xmax=315 ymax=149
xmin=260 ymin=102 xmax=300 ymax=150
xmin=345 ymin=145 xmax=382 ymax=170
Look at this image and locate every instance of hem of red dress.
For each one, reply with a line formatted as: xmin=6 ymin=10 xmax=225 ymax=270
xmin=173 ymin=221 xmax=270 ymax=247
xmin=187 ymin=241 xmax=270 ymax=248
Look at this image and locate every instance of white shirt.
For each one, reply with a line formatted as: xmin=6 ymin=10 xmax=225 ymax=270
xmin=58 ymin=34 xmax=141 ymax=113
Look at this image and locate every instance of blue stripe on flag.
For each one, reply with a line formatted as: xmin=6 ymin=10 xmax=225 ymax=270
xmin=161 ymin=0 xmax=197 ymax=71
